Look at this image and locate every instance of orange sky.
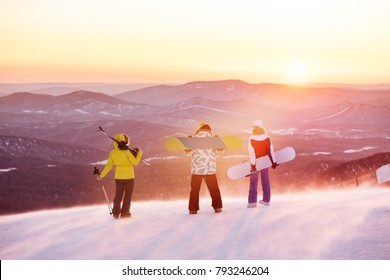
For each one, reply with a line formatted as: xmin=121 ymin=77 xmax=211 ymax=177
xmin=1 ymin=0 xmax=390 ymax=84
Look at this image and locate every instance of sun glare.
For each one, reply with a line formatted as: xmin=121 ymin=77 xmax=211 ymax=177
xmin=290 ymin=63 xmax=305 ymax=77
xmin=289 ymin=63 xmax=307 ymax=83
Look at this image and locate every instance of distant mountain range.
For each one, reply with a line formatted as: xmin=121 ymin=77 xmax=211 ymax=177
xmin=116 ymin=80 xmax=390 ymax=108
xmin=0 ymin=79 xmax=388 ymax=152
xmin=0 ymin=82 xmax=161 ymax=96
xmin=0 ymin=81 xmax=388 ymax=141
xmin=0 ymin=135 xmax=105 ymax=164
xmin=0 ymin=79 xmax=389 ymax=214
xmin=0 ymin=91 xmax=158 ymax=120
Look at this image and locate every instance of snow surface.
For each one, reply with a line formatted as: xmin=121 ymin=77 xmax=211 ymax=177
xmin=271 ymin=128 xmax=298 ymax=135
xmin=21 ymin=109 xmax=48 ymax=114
xmin=312 ymin=152 xmax=332 ymax=156
xmin=99 ymin=111 xmax=121 ymax=117
xmin=344 ymin=146 xmax=375 ymax=153
xmin=1 ymin=187 xmax=390 ymax=260
xmin=0 ymin=168 xmax=17 ymax=172
xmin=74 ymin=108 xmax=89 ymax=114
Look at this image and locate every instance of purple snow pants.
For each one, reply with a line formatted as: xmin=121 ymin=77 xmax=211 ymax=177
xmin=248 ymin=168 xmax=271 ymax=203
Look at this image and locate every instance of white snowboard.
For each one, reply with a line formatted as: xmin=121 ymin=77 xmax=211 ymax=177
xmin=227 ymin=147 xmax=296 ymax=180
xmin=376 ymin=164 xmax=390 ymax=185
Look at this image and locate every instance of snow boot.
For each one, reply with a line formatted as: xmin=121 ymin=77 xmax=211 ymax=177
xmin=214 ymin=208 xmax=222 ymax=213
xmin=121 ymin=213 xmax=132 ymax=219
xmin=247 ymin=203 xmax=257 ymax=208
xmin=259 ymin=200 xmax=270 ymax=206
xmin=189 ymin=210 xmax=198 ymax=215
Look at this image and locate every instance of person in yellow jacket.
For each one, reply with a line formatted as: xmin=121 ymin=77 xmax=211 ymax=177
xmin=98 ymin=133 xmax=143 ymax=219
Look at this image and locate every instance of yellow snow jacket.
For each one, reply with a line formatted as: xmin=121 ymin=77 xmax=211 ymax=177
xmin=99 ymin=134 xmax=143 ymax=180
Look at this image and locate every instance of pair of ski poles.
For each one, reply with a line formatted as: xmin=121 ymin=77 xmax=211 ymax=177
xmin=95 ymin=126 xmax=150 ymax=215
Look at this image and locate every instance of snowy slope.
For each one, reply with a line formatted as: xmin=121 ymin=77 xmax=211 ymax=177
xmin=1 ymin=187 xmax=390 ymax=260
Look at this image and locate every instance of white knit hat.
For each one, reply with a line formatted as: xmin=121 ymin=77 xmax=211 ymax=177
xmin=252 ymin=120 xmax=263 ymax=127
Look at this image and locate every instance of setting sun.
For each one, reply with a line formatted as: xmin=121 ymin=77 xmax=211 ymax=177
xmin=291 ymin=63 xmax=305 ymax=77
xmin=289 ymin=63 xmax=306 ymax=83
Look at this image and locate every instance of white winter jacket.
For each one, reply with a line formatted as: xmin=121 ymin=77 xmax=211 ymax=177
xmin=186 ymin=131 xmax=217 ymax=175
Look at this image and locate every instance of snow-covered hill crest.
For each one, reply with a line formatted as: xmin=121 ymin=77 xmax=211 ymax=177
xmin=1 ymin=187 xmax=389 ymax=260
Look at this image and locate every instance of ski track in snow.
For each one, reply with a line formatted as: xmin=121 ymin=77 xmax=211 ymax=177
xmin=1 ymin=187 xmax=390 ymax=260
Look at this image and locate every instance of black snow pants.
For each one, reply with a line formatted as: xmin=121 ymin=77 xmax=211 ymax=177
xmin=113 ymin=179 xmax=134 ymax=216
xmin=188 ymin=174 xmax=223 ymax=212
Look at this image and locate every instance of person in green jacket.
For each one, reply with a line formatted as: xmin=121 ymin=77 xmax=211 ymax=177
xmin=98 ymin=133 xmax=143 ymax=219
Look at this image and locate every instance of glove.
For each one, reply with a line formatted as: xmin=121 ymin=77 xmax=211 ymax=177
xmin=271 ymin=162 xmax=279 ymax=169
xmin=96 ymin=175 xmax=102 ymax=181
xmin=251 ymin=164 xmax=257 ymax=172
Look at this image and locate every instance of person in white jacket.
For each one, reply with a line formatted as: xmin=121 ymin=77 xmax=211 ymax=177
xmin=185 ymin=122 xmax=223 ymax=214
xmin=247 ymin=120 xmax=278 ymax=207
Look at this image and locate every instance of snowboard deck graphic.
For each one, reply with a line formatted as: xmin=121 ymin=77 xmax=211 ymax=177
xmin=376 ymin=164 xmax=390 ymax=185
xmin=227 ymin=147 xmax=296 ymax=180
xmin=164 ymin=136 xmax=242 ymax=151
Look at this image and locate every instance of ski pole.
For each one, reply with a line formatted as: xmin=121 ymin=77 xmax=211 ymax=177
xmin=99 ymin=181 xmax=113 ymax=215
xmin=97 ymin=126 xmax=150 ymax=166
xmin=94 ymin=167 xmax=112 ymax=215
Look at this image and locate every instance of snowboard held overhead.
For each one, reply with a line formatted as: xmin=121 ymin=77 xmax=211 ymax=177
xmin=164 ymin=135 xmax=242 ymax=151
